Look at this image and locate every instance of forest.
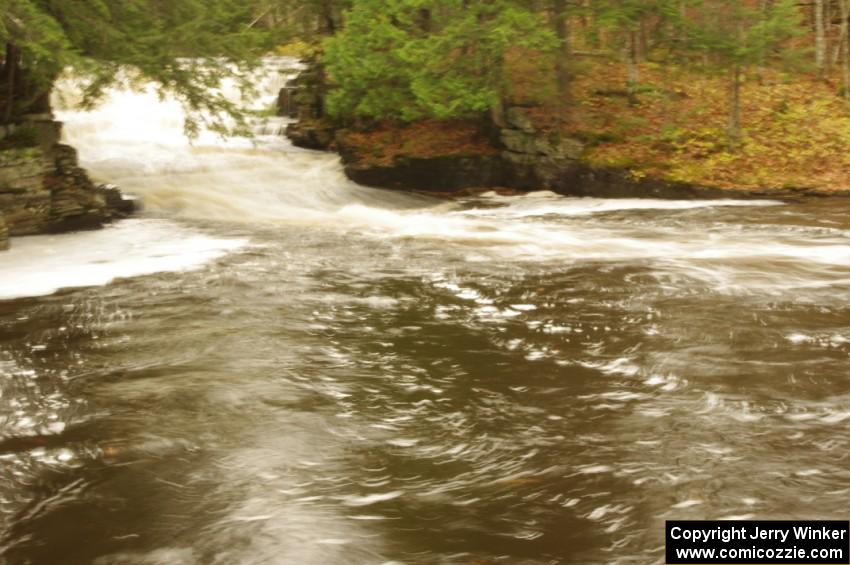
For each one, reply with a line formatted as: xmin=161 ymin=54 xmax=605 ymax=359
xmin=0 ymin=1 xmax=848 ymax=190
xmin=3 ymin=0 xmax=849 ymax=191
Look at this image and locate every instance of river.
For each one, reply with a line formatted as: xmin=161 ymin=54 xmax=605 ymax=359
xmin=1 ymin=60 xmax=849 ymax=564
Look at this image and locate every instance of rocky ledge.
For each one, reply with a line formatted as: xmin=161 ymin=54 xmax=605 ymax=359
xmin=0 ymin=116 xmax=135 ymax=251
xmin=0 ymin=213 xmax=7 ymax=251
xmin=284 ymin=102 xmax=847 ymax=201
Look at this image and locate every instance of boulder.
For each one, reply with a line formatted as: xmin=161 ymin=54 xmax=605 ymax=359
xmin=285 ymin=120 xmax=335 ymax=150
xmin=101 ymin=184 xmax=138 ymax=216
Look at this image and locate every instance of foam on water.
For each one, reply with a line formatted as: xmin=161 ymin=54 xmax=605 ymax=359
xmin=53 ymin=59 xmax=783 ymax=236
xmin=459 ymin=190 xmax=782 ymax=218
xmin=16 ymin=58 xmax=842 ymax=299
xmin=0 ymin=220 xmax=245 ymax=300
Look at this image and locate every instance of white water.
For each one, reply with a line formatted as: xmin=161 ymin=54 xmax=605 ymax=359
xmin=5 ymin=61 xmax=850 ymax=565
xmin=3 ymin=58 xmax=850 ymax=300
xmin=0 ymin=220 xmax=245 ymax=300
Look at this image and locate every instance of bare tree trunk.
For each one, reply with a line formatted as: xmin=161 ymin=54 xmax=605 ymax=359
xmin=320 ymin=0 xmax=336 ymax=34
xmin=417 ymin=8 xmax=432 ymax=33
xmin=727 ymin=64 xmax=742 ymax=151
xmin=552 ymin=0 xmax=571 ymax=105
xmin=626 ymin=28 xmax=639 ymax=104
xmin=827 ymin=0 xmax=835 ymax=70
xmin=3 ymin=43 xmax=18 ymax=124
xmin=833 ymin=0 xmax=845 ymax=67
xmin=816 ymin=0 xmax=827 ymax=74
xmin=841 ymin=0 xmax=850 ymax=99
xmin=638 ymin=18 xmax=648 ymax=62
xmin=490 ymin=96 xmax=506 ymax=128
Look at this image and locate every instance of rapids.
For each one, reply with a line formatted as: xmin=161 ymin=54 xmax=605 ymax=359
xmin=1 ymin=58 xmax=850 ymax=564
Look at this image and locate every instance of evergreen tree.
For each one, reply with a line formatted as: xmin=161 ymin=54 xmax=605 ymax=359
xmin=324 ymin=0 xmax=556 ymax=122
xmin=1 ymin=0 xmax=273 ymax=132
xmin=678 ymin=0 xmax=802 ymax=149
xmin=255 ymin=0 xmax=352 ymax=44
xmin=592 ymin=0 xmax=680 ymax=100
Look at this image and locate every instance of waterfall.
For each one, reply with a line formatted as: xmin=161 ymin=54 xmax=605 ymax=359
xmin=52 ymin=57 xmax=430 ymax=225
xmin=0 ymin=58 xmax=823 ymax=302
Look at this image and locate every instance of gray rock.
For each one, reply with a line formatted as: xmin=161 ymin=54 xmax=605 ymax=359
xmin=500 ymin=129 xmax=584 ymax=160
xmin=100 ymin=184 xmax=138 ymax=216
xmin=0 ymin=190 xmax=52 ymax=235
xmin=0 ymin=127 xmax=134 ymax=251
xmin=496 ymin=125 xmax=585 ymax=190
xmin=286 ymin=121 xmax=335 ymax=150
xmin=0 ymin=149 xmax=53 ymax=195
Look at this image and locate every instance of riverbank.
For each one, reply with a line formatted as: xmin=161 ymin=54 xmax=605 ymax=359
xmin=285 ymin=60 xmax=850 ymax=200
xmin=0 ymin=116 xmax=134 ymax=251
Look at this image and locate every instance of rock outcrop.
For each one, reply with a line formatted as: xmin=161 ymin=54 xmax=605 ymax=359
xmin=0 ymin=213 xmax=7 ymax=251
xmin=301 ymin=108 xmax=587 ymax=194
xmin=286 ymin=118 xmax=336 ymax=151
xmin=496 ymin=108 xmax=585 ymax=191
xmin=0 ymin=146 xmax=54 ymax=235
xmin=334 ymin=128 xmax=505 ymax=192
xmin=282 ymin=57 xmax=335 ymax=151
xmin=279 ymin=66 xmax=815 ymax=200
xmin=288 ymin=112 xmax=806 ymax=200
xmin=276 ymin=77 xmax=299 ymax=119
xmin=343 ymin=152 xmax=507 ymax=192
xmin=0 ymin=115 xmax=134 ymax=250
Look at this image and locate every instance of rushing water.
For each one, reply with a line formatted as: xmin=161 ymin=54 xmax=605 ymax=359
xmin=1 ymin=60 xmax=850 ymax=564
